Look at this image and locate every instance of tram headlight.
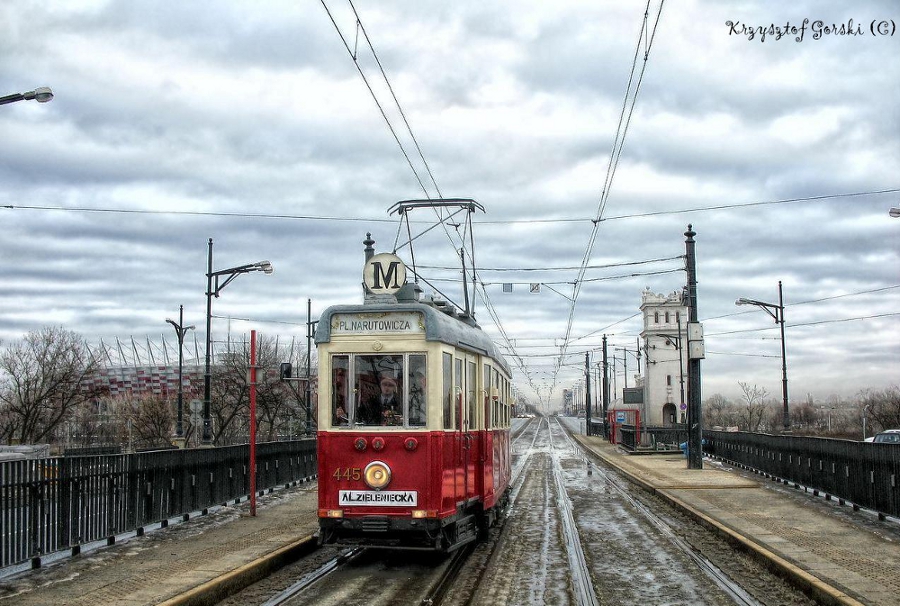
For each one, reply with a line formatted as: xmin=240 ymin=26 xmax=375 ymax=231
xmin=363 ymin=460 xmax=392 ymax=490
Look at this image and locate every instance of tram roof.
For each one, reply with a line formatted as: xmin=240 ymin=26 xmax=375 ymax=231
xmin=316 ymin=302 xmax=510 ymax=376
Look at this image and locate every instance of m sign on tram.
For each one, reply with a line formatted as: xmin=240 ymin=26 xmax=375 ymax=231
xmin=364 ymin=253 xmax=407 ymax=295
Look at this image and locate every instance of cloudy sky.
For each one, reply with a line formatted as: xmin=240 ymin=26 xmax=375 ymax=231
xmin=2 ymin=0 xmax=898 ymax=410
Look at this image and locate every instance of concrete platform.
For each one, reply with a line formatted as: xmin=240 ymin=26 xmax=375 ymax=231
xmin=1 ymin=438 xmax=897 ymax=605
xmin=0 ymin=483 xmax=320 ymax=606
xmin=574 ymin=435 xmax=900 ymax=606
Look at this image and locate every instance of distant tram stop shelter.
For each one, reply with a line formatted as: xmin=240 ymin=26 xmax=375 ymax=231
xmin=607 ymin=408 xmax=641 ymax=448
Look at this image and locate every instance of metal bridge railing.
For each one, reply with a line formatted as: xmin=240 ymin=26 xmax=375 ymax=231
xmin=704 ymin=431 xmax=899 ymax=519
xmin=0 ymin=439 xmax=317 ymax=571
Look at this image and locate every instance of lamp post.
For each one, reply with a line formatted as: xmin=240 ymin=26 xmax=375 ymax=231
xmin=736 ymin=281 xmax=789 ymax=432
xmin=203 ymin=238 xmax=273 ymax=445
xmin=0 ymin=87 xmax=53 ymax=105
xmin=862 ymin=403 xmax=873 ymax=440
xmin=306 ymin=298 xmax=318 ymax=437
xmin=166 ymin=305 xmax=195 ymax=441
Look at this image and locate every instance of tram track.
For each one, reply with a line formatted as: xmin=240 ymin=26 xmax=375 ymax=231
xmin=212 ymin=418 xmax=540 ymax=606
xmin=211 ymin=417 xmax=781 ymax=605
xmin=260 ymin=547 xmax=363 ymax=606
xmin=548 ymin=419 xmax=600 ymax=606
xmin=553 ymin=418 xmax=763 ymax=606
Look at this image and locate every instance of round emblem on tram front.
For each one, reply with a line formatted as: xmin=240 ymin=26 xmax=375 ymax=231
xmin=364 ymin=253 xmax=407 ymax=295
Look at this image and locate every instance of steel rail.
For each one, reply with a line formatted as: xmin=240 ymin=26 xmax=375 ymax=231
xmin=554 ymin=419 xmax=763 ymax=606
xmin=547 ymin=419 xmax=601 ymax=606
xmin=260 ymin=547 xmax=364 ymax=606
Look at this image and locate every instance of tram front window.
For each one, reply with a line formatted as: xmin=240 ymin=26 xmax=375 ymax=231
xmin=332 ymin=355 xmax=349 ymax=425
xmin=345 ymin=353 xmax=428 ymax=427
xmin=355 ymin=355 xmax=404 ymax=426
xmin=408 ymin=354 xmax=427 ymax=426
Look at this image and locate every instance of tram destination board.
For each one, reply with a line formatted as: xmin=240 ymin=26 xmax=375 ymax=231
xmin=331 ymin=311 xmax=424 ymax=335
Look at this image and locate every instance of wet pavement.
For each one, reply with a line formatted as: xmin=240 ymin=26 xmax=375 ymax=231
xmin=573 ymin=432 xmax=900 ymax=606
xmin=1 ymin=423 xmax=897 ymax=605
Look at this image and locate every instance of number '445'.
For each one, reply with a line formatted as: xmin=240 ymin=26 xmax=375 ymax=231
xmin=332 ymin=467 xmax=361 ymax=481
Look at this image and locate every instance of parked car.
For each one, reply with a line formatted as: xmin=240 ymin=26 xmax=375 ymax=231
xmin=871 ymin=429 xmax=900 ymax=444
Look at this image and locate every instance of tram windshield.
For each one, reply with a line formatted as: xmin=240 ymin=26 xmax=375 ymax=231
xmin=332 ymin=354 xmax=427 ymax=427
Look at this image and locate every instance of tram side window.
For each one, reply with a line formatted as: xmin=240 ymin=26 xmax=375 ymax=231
xmin=494 ymin=369 xmax=501 ymax=429
xmin=408 ymin=354 xmax=427 ymax=427
xmin=505 ymin=378 xmax=510 ymax=426
xmin=483 ymin=363 xmax=492 ymax=429
xmin=443 ymin=353 xmax=453 ymax=429
xmin=468 ymin=361 xmax=477 ymax=430
xmin=355 ymin=354 xmax=404 ymax=426
xmin=455 ymin=359 xmax=463 ymax=430
xmin=332 ymin=355 xmax=349 ymax=426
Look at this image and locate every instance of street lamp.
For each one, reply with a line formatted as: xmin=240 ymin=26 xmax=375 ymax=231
xmin=736 ymin=280 xmax=789 ymax=432
xmin=203 ymin=238 xmax=273 ymax=445
xmin=862 ymin=403 xmax=873 ymax=440
xmin=0 ymin=87 xmax=53 ymax=105
xmin=166 ymin=305 xmax=195 ymax=441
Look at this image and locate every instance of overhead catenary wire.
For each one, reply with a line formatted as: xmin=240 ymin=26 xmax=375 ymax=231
xmin=557 ymin=0 xmax=666 ymax=382
xmin=319 ymin=1 xmax=483 ymax=324
xmin=318 ymin=1 xmax=529 ymax=374
xmin=4 ymin=187 xmax=896 ymax=224
xmin=7 ymin=0 xmax=892 ymax=406
xmin=707 ymin=312 xmax=900 ymax=336
xmin=701 ymin=284 xmax=900 ymax=323
xmin=325 ymin=0 xmax=475 ymax=265
xmin=319 ymin=0 xmax=432 ymax=199
xmin=416 ymin=255 xmax=684 ymax=273
xmin=424 ymin=267 xmax=683 ymax=286
xmin=347 ymin=0 xmax=443 ymax=199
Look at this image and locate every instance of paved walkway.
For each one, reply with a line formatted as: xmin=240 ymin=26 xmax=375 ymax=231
xmin=574 ymin=435 xmax=900 ymax=606
xmin=0 ymin=483 xmax=320 ymax=606
xmin=1 ymin=439 xmax=897 ymax=605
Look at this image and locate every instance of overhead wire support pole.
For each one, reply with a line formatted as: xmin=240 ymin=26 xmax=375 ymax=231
xmin=684 ymin=225 xmax=702 ymax=470
xmin=585 ymin=352 xmax=592 ymax=436
xmin=602 ymin=335 xmax=610 ymax=439
xmin=736 ymin=281 xmax=789 ymax=432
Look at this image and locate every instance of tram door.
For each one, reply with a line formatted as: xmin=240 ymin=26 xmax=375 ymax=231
xmin=464 ymin=358 xmax=478 ymax=500
xmin=454 ymin=355 xmax=479 ymax=502
xmin=453 ymin=358 xmax=466 ymax=503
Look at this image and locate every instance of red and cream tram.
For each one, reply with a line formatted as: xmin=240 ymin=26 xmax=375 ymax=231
xmin=316 ymin=239 xmax=512 ymax=551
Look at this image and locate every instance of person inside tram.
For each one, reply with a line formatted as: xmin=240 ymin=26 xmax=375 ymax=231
xmin=409 ymin=368 xmax=427 ymax=426
xmin=361 ymin=373 xmax=402 ymax=425
xmin=332 ymin=364 xmax=348 ymax=425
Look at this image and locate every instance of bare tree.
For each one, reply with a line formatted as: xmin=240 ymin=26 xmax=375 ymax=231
xmin=737 ymin=382 xmax=769 ymax=432
xmin=70 ymin=399 xmax=104 ymax=447
xmin=792 ymin=396 xmax=820 ymax=431
xmin=209 ymin=335 xmax=308 ymax=445
xmin=859 ymin=385 xmax=900 ymax=434
xmin=129 ymin=395 xmax=174 ymax=449
xmin=703 ymin=393 xmax=734 ymax=428
xmin=0 ymin=327 xmax=106 ymax=445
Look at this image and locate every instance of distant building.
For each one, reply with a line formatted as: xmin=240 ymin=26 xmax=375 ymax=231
xmin=81 ymin=365 xmax=204 ymax=400
xmin=639 ymin=288 xmax=688 ymax=426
